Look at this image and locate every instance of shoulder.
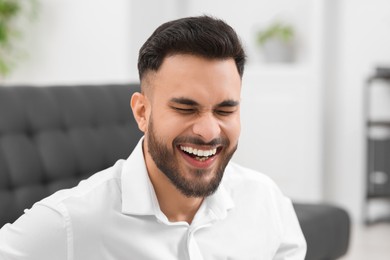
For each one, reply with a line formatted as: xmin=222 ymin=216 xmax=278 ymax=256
xmin=0 ymin=202 xmax=68 ymax=259
xmin=221 ymin=161 xmax=291 ymax=212
xmin=221 ymin=161 xmax=300 ymax=233
xmin=0 ymin=159 xmax=127 ymax=258
xmin=38 ymin=159 xmax=126 ymax=216
xmin=223 ymin=161 xmax=282 ymax=194
xmin=221 ymin=164 xmax=306 ymax=258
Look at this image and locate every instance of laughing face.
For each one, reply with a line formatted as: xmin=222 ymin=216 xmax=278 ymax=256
xmin=132 ymin=54 xmax=241 ymax=198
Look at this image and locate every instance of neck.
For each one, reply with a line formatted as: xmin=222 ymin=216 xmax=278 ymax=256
xmin=149 ymin=166 xmax=203 ymax=224
xmin=153 ymin=179 xmax=203 ymax=224
xmin=144 ymin=146 xmax=203 ymax=224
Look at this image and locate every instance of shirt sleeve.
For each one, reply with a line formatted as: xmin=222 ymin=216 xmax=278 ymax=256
xmin=273 ymin=197 xmax=307 ymax=260
xmin=0 ymin=203 xmax=69 ymax=260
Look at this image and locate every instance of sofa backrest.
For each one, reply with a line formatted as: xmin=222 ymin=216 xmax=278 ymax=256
xmin=0 ymin=84 xmax=143 ymax=227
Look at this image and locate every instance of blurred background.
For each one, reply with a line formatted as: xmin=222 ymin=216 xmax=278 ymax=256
xmin=2 ymin=0 xmax=390 ymax=258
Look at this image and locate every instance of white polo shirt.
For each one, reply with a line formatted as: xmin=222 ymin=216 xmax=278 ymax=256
xmin=0 ymin=138 xmax=306 ymax=260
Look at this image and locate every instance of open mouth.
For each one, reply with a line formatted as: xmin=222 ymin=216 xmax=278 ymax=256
xmin=179 ymin=145 xmax=222 ymax=162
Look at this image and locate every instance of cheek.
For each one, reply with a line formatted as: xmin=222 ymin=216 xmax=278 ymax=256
xmin=232 ymin=119 xmax=241 ymax=140
xmin=222 ymin=115 xmax=241 ymax=142
xmin=148 ymin=109 xmax=188 ymax=139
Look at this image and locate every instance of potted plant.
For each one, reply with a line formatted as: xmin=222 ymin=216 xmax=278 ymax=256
xmin=0 ymin=0 xmax=38 ymax=78
xmin=256 ymin=21 xmax=295 ymax=63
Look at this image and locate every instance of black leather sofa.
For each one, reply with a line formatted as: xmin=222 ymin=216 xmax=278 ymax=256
xmin=0 ymin=84 xmax=350 ymax=259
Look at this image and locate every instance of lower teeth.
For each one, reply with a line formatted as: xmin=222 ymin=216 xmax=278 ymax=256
xmin=196 ymin=156 xmax=208 ymax=162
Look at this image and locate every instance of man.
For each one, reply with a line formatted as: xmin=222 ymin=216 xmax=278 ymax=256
xmin=0 ymin=16 xmax=306 ymax=259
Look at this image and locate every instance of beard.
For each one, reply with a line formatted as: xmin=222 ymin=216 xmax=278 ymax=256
xmin=146 ymin=118 xmax=237 ymax=198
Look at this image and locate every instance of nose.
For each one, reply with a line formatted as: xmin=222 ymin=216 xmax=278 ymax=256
xmin=192 ymin=113 xmax=221 ymax=142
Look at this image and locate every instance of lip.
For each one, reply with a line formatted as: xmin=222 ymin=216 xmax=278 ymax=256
xmin=177 ymin=145 xmax=221 ymax=169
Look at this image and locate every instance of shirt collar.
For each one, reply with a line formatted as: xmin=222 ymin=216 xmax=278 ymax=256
xmin=120 ymin=137 xmax=235 ymax=221
xmin=204 ymin=182 xmax=235 ymax=220
xmin=121 ymin=138 xmax=157 ymax=215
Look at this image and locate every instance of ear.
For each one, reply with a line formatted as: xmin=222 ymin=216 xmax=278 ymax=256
xmin=131 ymin=92 xmax=149 ymax=133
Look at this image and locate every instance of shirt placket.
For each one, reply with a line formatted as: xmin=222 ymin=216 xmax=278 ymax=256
xmin=186 ymin=223 xmax=212 ymax=260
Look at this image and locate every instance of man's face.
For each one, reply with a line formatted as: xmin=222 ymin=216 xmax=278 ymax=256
xmin=140 ymin=54 xmax=241 ymax=198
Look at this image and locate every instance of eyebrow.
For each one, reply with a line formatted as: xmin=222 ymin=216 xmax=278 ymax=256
xmin=169 ymin=97 xmax=240 ymax=107
xmin=216 ymin=99 xmax=240 ymax=107
xmin=170 ymin=97 xmax=199 ymax=106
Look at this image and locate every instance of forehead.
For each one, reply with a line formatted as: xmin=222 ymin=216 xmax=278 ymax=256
xmin=146 ymin=54 xmax=241 ymax=104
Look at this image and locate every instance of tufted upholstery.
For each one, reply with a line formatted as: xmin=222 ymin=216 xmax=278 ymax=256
xmin=0 ymin=84 xmax=142 ymax=225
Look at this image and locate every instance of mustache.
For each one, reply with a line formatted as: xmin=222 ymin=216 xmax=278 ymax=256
xmin=173 ymin=136 xmax=229 ymax=147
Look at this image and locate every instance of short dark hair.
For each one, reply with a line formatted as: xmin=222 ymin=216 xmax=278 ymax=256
xmin=137 ymin=15 xmax=246 ymax=81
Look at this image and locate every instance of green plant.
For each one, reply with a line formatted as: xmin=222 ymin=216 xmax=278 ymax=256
xmin=0 ymin=0 xmax=38 ymax=78
xmin=256 ymin=21 xmax=294 ymax=46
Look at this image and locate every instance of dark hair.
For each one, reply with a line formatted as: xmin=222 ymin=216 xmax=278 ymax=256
xmin=138 ymin=15 xmax=246 ymax=81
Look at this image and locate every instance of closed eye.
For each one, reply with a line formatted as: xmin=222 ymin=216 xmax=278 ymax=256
xmin=214 ymin=100 xmax=239 ymax=116
xmin=171 ymin=106 xmax=197 ymax=114
xmin=215 ymin=109 xmax=236 ymax=116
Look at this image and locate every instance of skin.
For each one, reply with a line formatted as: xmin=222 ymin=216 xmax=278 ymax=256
xmin=131 ymin=54 xmax=242 ymax=224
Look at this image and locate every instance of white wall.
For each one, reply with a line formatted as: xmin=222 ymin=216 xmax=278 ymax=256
xmin=4 ymin=0 xmax=134 ymax=85
xmin=129 ymin=0 xmax=183 ymax=81
xmin=185 ymin=0 xmax=314 ymax=65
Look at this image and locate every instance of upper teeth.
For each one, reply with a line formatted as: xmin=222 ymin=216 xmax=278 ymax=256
xmin=180 ymin=146 xmax=217 ymax=157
